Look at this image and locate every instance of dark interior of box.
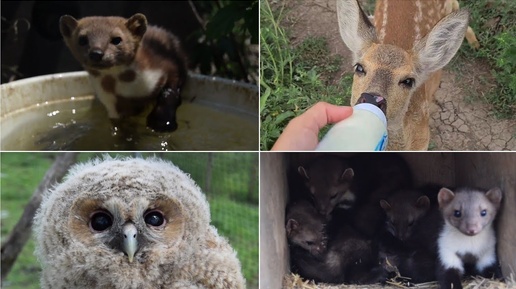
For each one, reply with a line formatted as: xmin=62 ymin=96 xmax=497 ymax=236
xmin=260 ymin=152 xmax=516 ymax=289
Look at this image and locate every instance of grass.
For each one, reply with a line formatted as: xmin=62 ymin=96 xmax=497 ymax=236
xmin=260 ymin=0 xmax=353 ymax=150
xmin=0 ymin=153 xmax=258 ymax=289
xmin=450 ymin=0 xmax=516 ymax=117
xmin=0 ymin=153 xmax=54 ymax=289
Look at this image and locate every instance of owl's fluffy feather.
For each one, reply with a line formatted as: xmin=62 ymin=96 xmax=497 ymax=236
xmin=33 ymin=156 xmax=245 ymax=289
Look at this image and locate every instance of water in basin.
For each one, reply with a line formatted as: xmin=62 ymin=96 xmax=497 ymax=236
xmin=0 ymin=96 xmax=258 ymax=151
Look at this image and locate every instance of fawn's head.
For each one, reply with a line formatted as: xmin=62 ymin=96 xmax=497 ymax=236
xmin=337 ymin=0 xmax=469 ymax=131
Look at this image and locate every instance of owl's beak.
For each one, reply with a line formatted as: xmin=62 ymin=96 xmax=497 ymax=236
xmin=122 ymin=223 xmax=138 ymax=263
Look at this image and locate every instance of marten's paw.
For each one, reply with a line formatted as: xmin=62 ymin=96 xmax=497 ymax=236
xmin=147 ymin=87 xmax=182 ymax=132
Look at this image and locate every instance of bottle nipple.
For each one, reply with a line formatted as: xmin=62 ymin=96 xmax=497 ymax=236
xmin=356 ymin=93 xmax=387 ymax=115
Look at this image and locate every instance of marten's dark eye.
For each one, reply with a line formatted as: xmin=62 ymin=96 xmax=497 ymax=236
xmin=78 ymin=36 xmax=88 ymax=46
xmin=306 ymin=241 xmax=314 ymax=246
xmin=144 ymin=210 xmax=165 ymax=227
xmin=408 ymin=220 xmax=414 ymax=227
xmin=90 ymin=211 xmax=113 ymax=232
xmin=480 ymin=210 xmax=487 ymax=217
xmin=111 ymin=37 xmax=122 ymax=45
xmin=454 ymin=210 xmax=462 ymax=218
xmin=330 ymin=194 xmax=338 ymax=200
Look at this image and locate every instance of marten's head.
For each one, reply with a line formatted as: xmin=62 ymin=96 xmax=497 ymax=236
xmin=60 ymin=14 xmax=147 ymax=69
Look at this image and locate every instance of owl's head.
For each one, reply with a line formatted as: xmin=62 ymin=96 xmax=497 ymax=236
xmin=34 ymin=156 xmax=211 ymax=275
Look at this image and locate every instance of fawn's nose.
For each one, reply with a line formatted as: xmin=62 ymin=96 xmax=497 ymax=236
xmin=356 ymin=92 xmax=387 ymax=115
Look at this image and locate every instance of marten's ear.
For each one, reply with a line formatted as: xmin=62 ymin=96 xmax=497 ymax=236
xmin=438 ymin=188 xmax=455 ymax=208
xmin=486 ymin=187 xmax=502 ymax=209
xmin=286 ymin=219 xmax=299 ymax=236
xmin=340 ymin=168 xmax=354 ymax=182
xmin=59 ymin=15 xmax=78 ymax=39
xmin=298 ymin=166 xmax=309 ymax=181
xmin=126 ymin=13 xmax=147 ymax=39
xmin=379 ymin=199 xmax=391 ymax=211
xmin=416 ymin=195 xmax=430 ymax=211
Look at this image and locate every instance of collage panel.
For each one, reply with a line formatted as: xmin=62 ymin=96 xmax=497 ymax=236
xmin=1 ymin=152 xmax=258 ymax=289
xmin=260 ymin=152 xmax=516 ymax=288
xmin=1 ymin=1 xmax=258 ymax=151
xmin=260 ymin=0 xmax=516 ymax=151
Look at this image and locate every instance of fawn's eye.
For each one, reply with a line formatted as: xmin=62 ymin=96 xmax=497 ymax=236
xmin=78 ymin=36 xmax=88 ymax=46
xmin=354 ymin=63 xmax=366 ymax=75
xmin=111 ymin=37 xmax=122 ymax=45
xmin=399 ymin=78 xmax=415 ymax=88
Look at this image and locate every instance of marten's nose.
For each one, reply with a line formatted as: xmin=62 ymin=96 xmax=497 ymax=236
xmin=89 ymin=49 xmax=104 ymax=62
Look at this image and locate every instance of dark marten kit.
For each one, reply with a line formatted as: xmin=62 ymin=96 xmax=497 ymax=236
xmin=284 ymin=153 xmax=505 ymax=288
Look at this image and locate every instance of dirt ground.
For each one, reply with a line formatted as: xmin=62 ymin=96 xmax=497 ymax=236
xmin=277 ymin=0 xmax=516 ymax=151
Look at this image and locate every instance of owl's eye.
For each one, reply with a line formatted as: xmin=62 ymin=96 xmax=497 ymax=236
xmin=144 ymin=210 xmax=165 ymax=227
xmin=90 ymin=211 xmax=113 ymax=232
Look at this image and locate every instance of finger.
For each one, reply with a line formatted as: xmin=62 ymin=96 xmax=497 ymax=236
xmin=301 ymin=102 xmax=353 ymax=131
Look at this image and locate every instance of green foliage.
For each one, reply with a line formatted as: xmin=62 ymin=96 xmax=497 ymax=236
xmin=0 ymin=153 xmax=258 ymax=289
xmin=0 ymin=153 xmax=54 ymax=289
xmin=260 ymin=0 xmax=352 ymax=150
xmin=460 ymin=0 xmax=516 ymax=116
xmin=188 ymin=1 xmax=258 ymax=83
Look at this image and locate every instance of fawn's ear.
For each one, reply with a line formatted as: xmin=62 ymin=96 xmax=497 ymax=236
xmin=336 ymin=0 xmax=377 ymax=63
xmin=413 ymin=9 xmax=469 ymax=80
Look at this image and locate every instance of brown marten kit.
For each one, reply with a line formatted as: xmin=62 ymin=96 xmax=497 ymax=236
xmin=59 ymin=14 xmax=187 ymax=132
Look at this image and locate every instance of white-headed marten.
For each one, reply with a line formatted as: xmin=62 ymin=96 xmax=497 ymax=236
xmin=437 ymin=187 xmax=503 ymax=289
xmin=59 ymin=14 xmax=187 ymax=132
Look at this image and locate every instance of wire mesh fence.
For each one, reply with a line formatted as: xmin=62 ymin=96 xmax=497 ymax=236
xmin=0 ymin=152 xmax=258 ymax=289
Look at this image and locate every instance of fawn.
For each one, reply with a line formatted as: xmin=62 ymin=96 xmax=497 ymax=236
xmin=337 ymin=0 xmax=478 ymax=150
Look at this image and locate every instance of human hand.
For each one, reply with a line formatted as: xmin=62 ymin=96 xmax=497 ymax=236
xmin=271 ymin=102 xmax=353 ymax=151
